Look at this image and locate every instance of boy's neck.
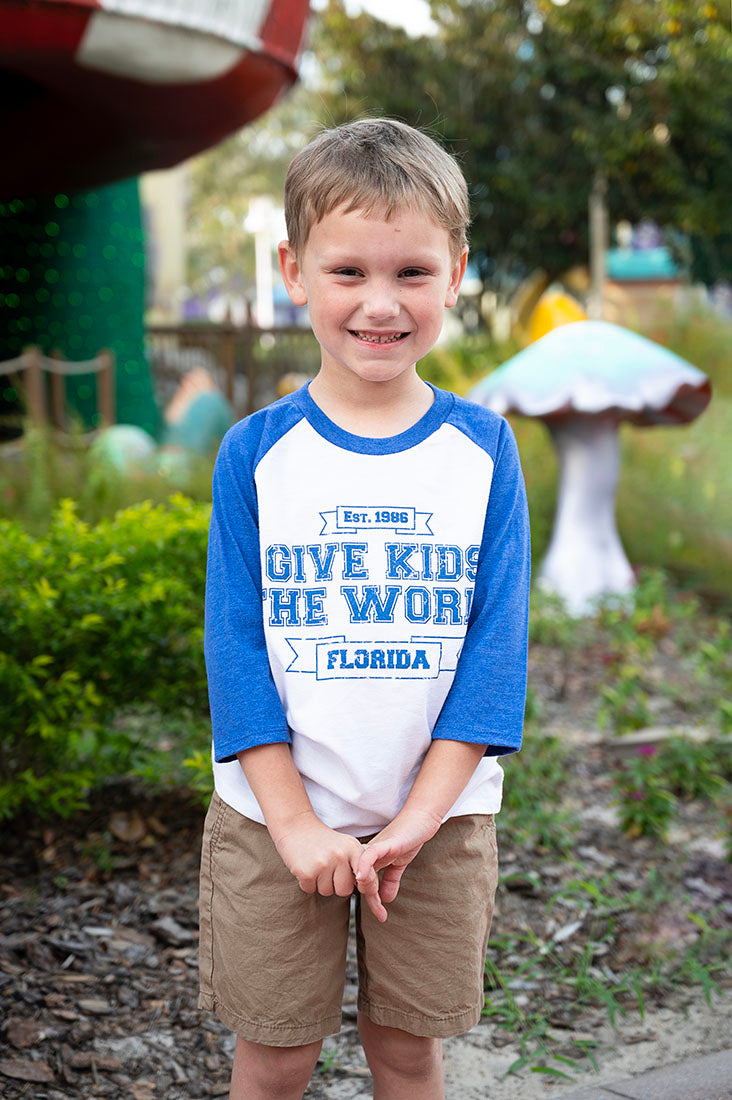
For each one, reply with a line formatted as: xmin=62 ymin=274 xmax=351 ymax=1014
xmin=307 ymin=369 xmax=434 ymax=438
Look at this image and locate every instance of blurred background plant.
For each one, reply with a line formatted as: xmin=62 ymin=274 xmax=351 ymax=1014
xmin=0 ymin=425 xmax=216 ymax=532
xmin=616 ymin=310 xmax=732 ymax=598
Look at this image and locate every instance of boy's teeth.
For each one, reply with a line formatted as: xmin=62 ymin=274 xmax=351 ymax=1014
xmin=353 ymin=331 xmax=404 ymax=343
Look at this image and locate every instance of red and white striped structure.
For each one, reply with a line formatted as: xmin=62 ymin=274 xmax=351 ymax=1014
xmin=0 ymin=0 xmax=310 ymax=196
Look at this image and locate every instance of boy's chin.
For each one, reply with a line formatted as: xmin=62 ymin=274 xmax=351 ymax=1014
xmin=347 ymin=365 xmax=420 ymax=386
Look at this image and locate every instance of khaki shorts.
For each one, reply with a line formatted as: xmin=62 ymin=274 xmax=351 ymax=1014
xmin=198 ymin=790 xmax=498 ymax=1046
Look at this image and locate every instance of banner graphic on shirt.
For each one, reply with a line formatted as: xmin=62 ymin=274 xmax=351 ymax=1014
xmin=285 ymin=635 xmax=463 ymax=680
xmin=319 ymin=506 xmax=433 ymax=536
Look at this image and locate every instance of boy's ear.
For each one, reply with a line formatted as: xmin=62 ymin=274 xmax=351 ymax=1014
xmin=445 ymin=247 xmax=469 ymax=309
xmin=278 ymin=241 xmax=308 ymax=306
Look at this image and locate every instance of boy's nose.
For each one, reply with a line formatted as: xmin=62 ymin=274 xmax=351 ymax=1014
xmin=362 ymin=284 xmax=400 ymax=320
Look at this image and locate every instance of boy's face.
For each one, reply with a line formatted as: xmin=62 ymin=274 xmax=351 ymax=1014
xmin=278 ymin=205 xmax=467 ymax=391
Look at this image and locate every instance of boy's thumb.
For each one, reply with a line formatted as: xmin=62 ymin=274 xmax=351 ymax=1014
xmin=355 ymin=840 xmax=389 ymax=882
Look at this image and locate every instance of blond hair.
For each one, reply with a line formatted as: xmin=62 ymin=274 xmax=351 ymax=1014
xmin=284 ymin=118 xmax=469 ymax=261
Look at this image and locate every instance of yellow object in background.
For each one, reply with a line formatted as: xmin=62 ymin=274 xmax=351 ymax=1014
xmin=277 ymin=372 xmax=312 ymax=398
xmin=528 ymin=290 xmax=587 ymax=343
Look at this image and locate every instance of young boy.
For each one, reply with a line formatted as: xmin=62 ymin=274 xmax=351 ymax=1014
xmin=199 ymin=118 xmax=530 ymax=1100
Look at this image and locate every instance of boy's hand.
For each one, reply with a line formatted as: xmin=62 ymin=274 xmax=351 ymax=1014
xmin=355 ymin=806 xmax=443 ymax=922
xmin=236 ymin=744 xmax=385 ymax=917
xmin=271 ymin=813 xmax=383 ymax=917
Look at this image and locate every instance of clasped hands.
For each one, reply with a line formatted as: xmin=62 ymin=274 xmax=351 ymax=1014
xmin=272 ymin=808 xmax=443 ymax=923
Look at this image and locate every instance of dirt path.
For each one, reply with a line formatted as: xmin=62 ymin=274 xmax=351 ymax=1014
xmin=302 ymin=994 xmax=732 ymax=1098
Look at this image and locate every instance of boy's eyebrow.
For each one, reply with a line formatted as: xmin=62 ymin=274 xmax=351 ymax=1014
xmin=318 ymin=248 xmax=447 ymax=267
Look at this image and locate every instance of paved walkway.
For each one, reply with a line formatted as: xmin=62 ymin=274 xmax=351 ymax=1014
xmin=562 ymin=1048 xmax=732 ymax=1100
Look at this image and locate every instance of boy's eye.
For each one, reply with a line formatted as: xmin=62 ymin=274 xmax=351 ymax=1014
xmin=400 ymin=268 xmax=429 ymax=278
xmin=334 ymin=267 xmax=362 ymax=277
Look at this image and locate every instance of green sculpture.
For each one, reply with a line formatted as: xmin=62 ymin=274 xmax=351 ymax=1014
xmin=0 ymin=179 xmax=159 ymax=438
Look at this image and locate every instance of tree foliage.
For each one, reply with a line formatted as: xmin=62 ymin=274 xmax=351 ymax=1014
xmin=310 ymin=0 xmax=732 ymax=285
xmin=186 ymin=83 xmax=320 ymax=296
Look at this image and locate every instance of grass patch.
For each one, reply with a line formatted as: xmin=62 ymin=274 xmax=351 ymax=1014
xmin=484 ymin=871 xmax=731 ymax=1080
xmin=499 ymin=728 xmax=579 ymax=854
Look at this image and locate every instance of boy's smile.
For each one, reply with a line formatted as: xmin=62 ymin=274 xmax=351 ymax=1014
xmin=279 ymin=206 xmax=467 ymax=400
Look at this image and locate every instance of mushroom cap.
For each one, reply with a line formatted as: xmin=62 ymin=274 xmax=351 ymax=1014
xmin=467 ymin=320 xmax=712 ymax=425
xmin=0 ymin=0 xmax=310 ymax=196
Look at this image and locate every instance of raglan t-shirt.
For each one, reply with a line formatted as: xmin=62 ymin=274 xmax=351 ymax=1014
xmin=204 ymin=382 xmax=530 ymax=837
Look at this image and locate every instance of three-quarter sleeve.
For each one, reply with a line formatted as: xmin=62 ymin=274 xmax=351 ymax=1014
xmin=431 ymin=418 xmax=530 ymax=756
xmin=204 ymin=426 xmax=291 ymax=762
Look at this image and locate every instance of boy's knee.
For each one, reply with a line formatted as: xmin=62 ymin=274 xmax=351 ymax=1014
xmin=232 ymin=1036 xmax=322 ymax=1097
xmin=358 ymin=1014 xmax=441 ymax=1080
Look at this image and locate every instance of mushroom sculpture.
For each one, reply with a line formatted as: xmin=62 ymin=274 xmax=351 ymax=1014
xmin=467 ymin=320 xmax=712 ymax=616
xmin=0 ymin=0 xmax=310 ymax=196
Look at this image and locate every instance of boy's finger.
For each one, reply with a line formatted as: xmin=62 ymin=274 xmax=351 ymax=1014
xmin=350 ymin=848 xmax=382 ymax=899
xmin=352 ymin=859 xmax=387 ymax=918
xmin=363 ymin=888 xmax=388 ymax=923
xmin=379 ymin=865 xmax=404 ymax=905
xmin=355 ymin=864 xmax=380 ymax=898
xmin=315 ymin=870 xmax=335 ymax=896
xmin=354 ymin=858 xmax=389 ymax=922
xmin=355 ymin=841 xmax=392 ymax=881
xmin=333 ymin=862 xmax=356 ymax=897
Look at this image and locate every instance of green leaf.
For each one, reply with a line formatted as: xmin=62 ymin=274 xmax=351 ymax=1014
xmin=530 ymin=1066 xmax=575 ymax=1080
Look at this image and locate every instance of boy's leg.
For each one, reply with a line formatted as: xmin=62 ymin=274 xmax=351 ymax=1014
xmin=229 ymin=1036 xmax=322 ymax=1100
xmin=355 ymin=813 xmax=498 ymax=1095
xmin=198 ymin=792 xmax=352 ymax=1094
xmin=357 ymin=1012 xmax=444 ymax=1100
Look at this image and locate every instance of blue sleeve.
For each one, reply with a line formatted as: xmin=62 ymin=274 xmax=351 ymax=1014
xmin=204 ymin=421 xmax=291 ymax=763
xmin=432 ymin=418 xmax=530 ymax=756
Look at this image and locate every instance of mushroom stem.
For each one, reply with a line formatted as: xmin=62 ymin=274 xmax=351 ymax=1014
xmin=540 ymin=416 xmax=635 ymax=616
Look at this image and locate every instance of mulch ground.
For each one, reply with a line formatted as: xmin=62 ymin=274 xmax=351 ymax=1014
xmin=0 ymin=788 xmax=220 ymax=1099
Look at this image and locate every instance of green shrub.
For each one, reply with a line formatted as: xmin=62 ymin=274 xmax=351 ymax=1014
xmin=0 ymin=495 xmax=210 ymax=818
xmin=717 ymin=786 xmax=732 ymax=863
xmin=618 ymin=396 xmax=732 ymax=598
xmin=696 ymin=621 xmax=732 ymax=734
xmin=613 ymin=753 xmax=677 ymax=839
xmin=109 ymin=704 xmax=213 ymax=802
xmin=597 ymin=664 xmax=653 ymax=734
xmin=619 ymin=307 xmax=732 ymax=595
xmin=657 ymin=737 xmax=726 ymax=802
xmin=511 ymin=418 xmax=558 ymax=569
xmin=612 ymin=738 xmax=732 ymax=845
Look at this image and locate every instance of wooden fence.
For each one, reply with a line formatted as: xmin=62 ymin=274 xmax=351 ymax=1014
xmin=145 ymin=322 xmax=320 ymax=417
xmin=0 ymin=346 xmax=115 ymax=439
xmin=0 ymin=323 xmax=319 ymax=441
